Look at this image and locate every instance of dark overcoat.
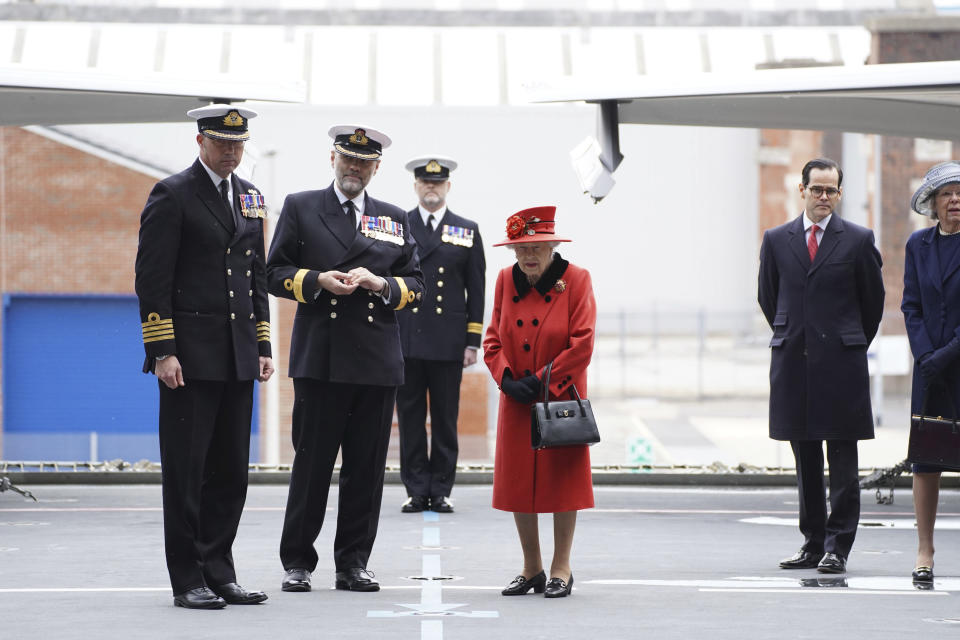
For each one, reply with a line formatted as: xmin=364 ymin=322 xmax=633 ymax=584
xmin=135 ymin=159 xmax=271 ymax=379
xmin=902 ymin=225 xmax=960 ymax=416
xmin=266 ymin=183 xmax=423 ymax=386
xmin=758 ymin=214 xmax=884 ymax=441
xmin=398 ymin=208 xmax=486 ymax=361
xmin=483 ymin=257 xmax=595 ymax=513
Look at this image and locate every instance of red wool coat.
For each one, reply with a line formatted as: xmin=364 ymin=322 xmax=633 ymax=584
xmin=483 ymin=257 xmax=596 ymax=513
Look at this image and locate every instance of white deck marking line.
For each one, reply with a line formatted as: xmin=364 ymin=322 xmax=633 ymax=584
xmin=699 ymin=588 xmax=946 ymax=596
xmin=742 ymin=516 xmax=960 ymax=529
xmin=423 ymin=528 xmax=440 ymax=547
xmin=0 ymin=587 xmax=169 ymax=593
xmin=422 ymin=620 xmax=443 ymax=639
xmin=0 ymin=507 xmax=937 ymax=516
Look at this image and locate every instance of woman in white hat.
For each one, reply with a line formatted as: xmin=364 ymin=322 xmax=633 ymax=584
xmin=902 ymin=161 xmax=960 ymax=584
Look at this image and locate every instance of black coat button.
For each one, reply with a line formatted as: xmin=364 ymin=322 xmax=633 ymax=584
xmin=523 ymin=344 xmax=531 ymax=351
xmin=513 ymin=296 xmax=520 ymax=303
xmin=517 ymin=319 xmax=523 ymax=327
xmin=532 ymin=319 xmax=539 ymax=326
xmin=545 ymin=295 xmax=552 ymax=302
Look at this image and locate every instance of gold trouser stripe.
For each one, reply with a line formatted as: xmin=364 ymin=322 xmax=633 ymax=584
xmin=393 ymin=277 xmax=409 ymax=311
xmin=292 ymin=269 xmax=310 ymax=303
xmin=467 ymin=322 xmax=483 ymax=334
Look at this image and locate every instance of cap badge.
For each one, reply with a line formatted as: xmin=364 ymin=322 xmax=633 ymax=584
xmin=223 ymin=111 xmax=244 ymax=127
xmin=425 ymin=160 xmax=442 ymax=174
xmin=349 ymin=129 xmax=369 ymax=145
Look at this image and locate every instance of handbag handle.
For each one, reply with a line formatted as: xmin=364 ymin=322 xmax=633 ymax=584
xmin=919 ymin=381 xmax=960 ymax=432
xmin=540 ymin=361 xmax=587 ymax=419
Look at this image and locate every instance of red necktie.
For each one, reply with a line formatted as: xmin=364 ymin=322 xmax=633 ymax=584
xmin=807 ymin=224 xmax=820 ymax=262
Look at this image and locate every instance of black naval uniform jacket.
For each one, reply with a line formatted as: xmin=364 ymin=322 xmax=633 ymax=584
xmin=398 ymin=208 xmax=485 ymax=361
xmin=135 ymin=159 xmax=272 ymax=378
xmin=266 ymin=183 xmax=424 ymax=385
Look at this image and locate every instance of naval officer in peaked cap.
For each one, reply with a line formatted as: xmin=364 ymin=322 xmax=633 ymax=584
xmin=135 ymin=103 xmax=274 ymax=609
xmin=396 ymin=156 xmax=485 ymax=514
xmin=267 ymin=125 xmax=424 ymax=594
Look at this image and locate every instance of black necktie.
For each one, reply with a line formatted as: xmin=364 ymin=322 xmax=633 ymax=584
xmin=344 ymin=200 xmax=357 ymax=230
xmin=426 ymin=214 xmax=435 ymax=233
xmin=219 ymin=179 xmax=230 ymax=209
xmin=220 ymin=178 xmax=241 ymax=230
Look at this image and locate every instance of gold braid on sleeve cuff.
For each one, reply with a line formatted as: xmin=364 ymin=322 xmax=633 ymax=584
xmin=392 ymin=276 xmax=412 ymax=311
xmin=256 ymin=321 xmax=270 ymax=342
xmin=467 ymin=322 xmax=483 ymax=335
xmin=141 ymin=312 xmax=174 ymax=344
xmin=292 ymin=269 xmax=310 ymax=303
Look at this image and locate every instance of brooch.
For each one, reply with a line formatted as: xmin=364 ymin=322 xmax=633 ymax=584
xmin=554 ymin=279 xmax=566 ymax=293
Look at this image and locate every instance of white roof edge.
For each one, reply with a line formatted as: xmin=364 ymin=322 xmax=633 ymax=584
xmin=0 ymin=65 xmax=306 ymax=104
xmin=525 ymin=60 xmax=960 ymax=103
xmin=24 ymin=125 xmax=171 ymax=180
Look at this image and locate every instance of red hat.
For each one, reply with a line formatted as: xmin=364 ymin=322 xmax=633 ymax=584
xmin=493 ymin=206 xmax=572 ymax=247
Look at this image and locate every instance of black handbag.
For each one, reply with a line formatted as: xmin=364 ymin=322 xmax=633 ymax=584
xmin=907 ymin=383 xmax=960 ymax=471
xmin=530 ymin=362 xmax=600 ymax=449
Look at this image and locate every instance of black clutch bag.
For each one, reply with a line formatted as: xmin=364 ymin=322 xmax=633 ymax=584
xmin=907 ymin=384 xmax=960 ymax=471
xmin=530 ymin=362 xmax=600 ymax=450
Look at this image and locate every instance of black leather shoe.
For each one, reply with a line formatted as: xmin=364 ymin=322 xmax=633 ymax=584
xmin=173 ymin=586 xmax=227 ymax=609
xmin=212 ymin=582 xmax=268 ymax=604
xmin=501 ymin=571 xmax=546 ymax=595
xmin=335 ymin=568 xmax=380 ymax=592
xmin=402 ymin=496 xmax=429 ymax=513
xmin=544 ymin=574 xmax=574 ymax=598
xmin=431 ymin=496 xmax=454 ymax=513
xmin=779 ymin=550 xmax=823 ymax=569
xmin=281 ymin=568 xmax=312 ymax=592
xmin=817 ymin=553 xmax=846 ymax=574
xmin=912 ymin=566 xmax=934 ymax=582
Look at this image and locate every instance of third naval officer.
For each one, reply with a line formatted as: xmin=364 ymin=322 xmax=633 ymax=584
xmin=397 ymin=156 xmax=486 ymax=513
xmin=267 ymin=125 xmax=424 ymax=593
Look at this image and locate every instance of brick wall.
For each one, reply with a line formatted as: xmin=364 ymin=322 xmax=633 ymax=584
xmin=867 ymin=17 xmax=960 ymax=337
xmin=0 ymin=127 xmax=488 ymax=463
xmin=0 ymin=127 xmax=157 ymax=457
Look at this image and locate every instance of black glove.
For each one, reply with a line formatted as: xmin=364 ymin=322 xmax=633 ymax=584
xmin=919 ymin=337 xmax=960 ymax=380
xmin=501 ymin=371 xmax=541 ymax=404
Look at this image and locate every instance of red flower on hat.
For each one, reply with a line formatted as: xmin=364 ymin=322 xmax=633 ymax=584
xmin=506 ymin=214 xmax=526 ymax=240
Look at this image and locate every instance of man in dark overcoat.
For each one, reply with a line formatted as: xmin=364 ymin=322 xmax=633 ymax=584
xmin=396 ymin=155 xmax=485 ymax=514
xmin=267 ymin=125 xmax=424 ymax=594
xmin=758 ymin=157 xmax=884 ymax=574
xmin=135 ymin=104 xmax=274 ymax=609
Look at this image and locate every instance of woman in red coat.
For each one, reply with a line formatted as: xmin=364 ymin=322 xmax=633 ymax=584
xmin=483 ymin=206 xmax=596 ymax=599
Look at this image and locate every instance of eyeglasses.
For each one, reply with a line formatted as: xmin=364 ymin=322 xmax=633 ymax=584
xmin=806 ymin=185 xmax=840 ymax=198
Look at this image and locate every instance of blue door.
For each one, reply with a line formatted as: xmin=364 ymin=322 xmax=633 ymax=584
xmin=2 ymin=294 xmax=259 ymax=462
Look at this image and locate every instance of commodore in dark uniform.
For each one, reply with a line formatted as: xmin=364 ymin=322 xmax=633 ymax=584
xmin=135 ymin=103 xmax=274 ymax=609
xmin=267 ymin=125 xmax=424 ymax=594
xmin=397 ymin=156 xmax=485 ymax=514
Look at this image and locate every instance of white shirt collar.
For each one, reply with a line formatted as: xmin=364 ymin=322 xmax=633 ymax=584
xmin=333 ymin=182 xmax=366 ymax=215
xmin=418 ymin=204 xmax=446 ymax=227
xmin=199 ymin=158 xmax=232 ymax=195
xmin=803 ymin=211 xmax=832 ymax=232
